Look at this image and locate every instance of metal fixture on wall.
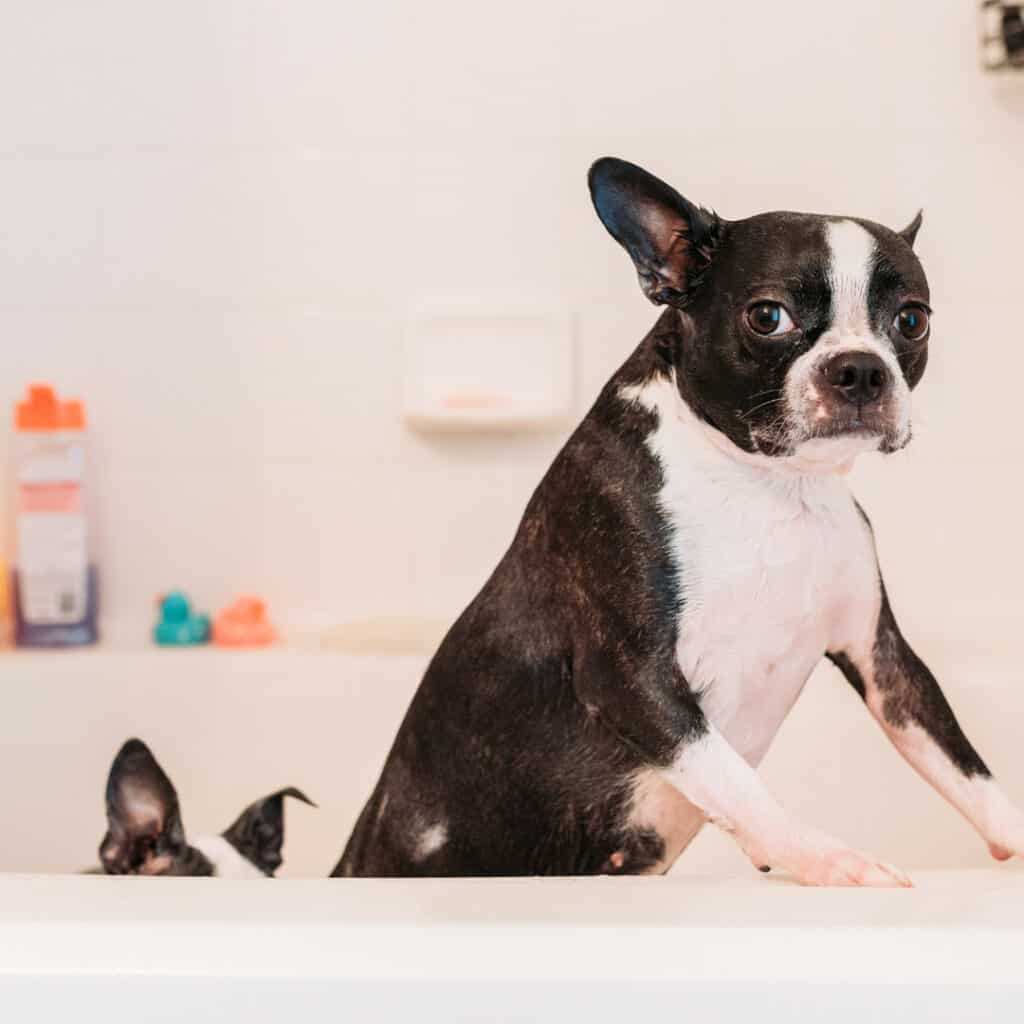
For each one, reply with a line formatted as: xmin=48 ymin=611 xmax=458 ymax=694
xmin=981 ymin=2 xmax=1024 ymax=69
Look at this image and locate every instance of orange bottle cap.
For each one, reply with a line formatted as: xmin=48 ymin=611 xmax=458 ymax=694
xmin=61 ymin=400 xmax=86 ymax=430
xmin=15 ymin=384 xmax=86 ymax=431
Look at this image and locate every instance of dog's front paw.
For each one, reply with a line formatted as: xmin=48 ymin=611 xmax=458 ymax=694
xmin=752 ymin=830 xmax=913 ymax=888
xmin=985 ymin=823 xmax=1024 ymax=862
xmin=978 ymin=803 xmax=1024 ymax=862
xmin=793 ymin=846 xmax=912 ymax=888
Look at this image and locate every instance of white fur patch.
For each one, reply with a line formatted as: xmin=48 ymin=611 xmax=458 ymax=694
xmin=192 ymin=835 xmax=267 ymax=879
xmin=413 ymin=823 xmax=448 ymax=862
xmin=623 ymin=373 xmax=879 ymax=767
xmin=661 ymin=725 xmax=789 ymax=840
xmin=826 ymin=218 xmax=875 ymax=335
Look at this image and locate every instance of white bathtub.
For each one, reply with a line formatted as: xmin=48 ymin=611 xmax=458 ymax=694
xmin=1 ymin=640 xmax=1023 ymax=1020
xmin=0 ymin=871 xmax=1022 ymax=1021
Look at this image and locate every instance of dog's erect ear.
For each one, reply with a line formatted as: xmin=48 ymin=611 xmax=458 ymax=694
xmin=98 ymin=738 xmax=188 ymax=875
xmin=588 ymin=157 xmax=721 ymax=306
xmin=898 ymin=209 xmax=923 ymax=249
xmin=221 ymin=787 xmax=316 ymax=876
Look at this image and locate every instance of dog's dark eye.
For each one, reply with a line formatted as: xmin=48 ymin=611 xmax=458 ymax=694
xmin=746 ymin=302 xmax=794 ymax=337
xmin=895 ymin=305 xmax=930 ymax=342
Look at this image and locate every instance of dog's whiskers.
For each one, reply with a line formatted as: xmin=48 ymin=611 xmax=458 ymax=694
xmin=740 ymin=395 xmax=784 ymax=421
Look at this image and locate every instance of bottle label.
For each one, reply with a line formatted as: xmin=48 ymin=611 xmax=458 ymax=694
xmin=16 ymin=439 xmax=88 ymax=625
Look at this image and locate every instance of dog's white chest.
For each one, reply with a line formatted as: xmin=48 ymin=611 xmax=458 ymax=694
xmin=634 ymin=382 xmax=877 ymax=765
xmin=674 ymin=482 xmax=868 ymax=762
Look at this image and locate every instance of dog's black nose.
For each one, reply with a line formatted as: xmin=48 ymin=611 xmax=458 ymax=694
xmin=822 ymin=351 xmax=889 ymax=406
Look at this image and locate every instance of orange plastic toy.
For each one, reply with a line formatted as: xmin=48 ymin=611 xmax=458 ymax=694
xmin=212 ymin=595 xmax=278 ymax=647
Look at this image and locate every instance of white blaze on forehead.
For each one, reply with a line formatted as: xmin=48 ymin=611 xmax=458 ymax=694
xmin=192 ymin=834 xmax=267 ymax=879
xmin=826 ymin=219 xmax=876 ymax=337
xmin=778 ymin=218 xmax=912 ymax=457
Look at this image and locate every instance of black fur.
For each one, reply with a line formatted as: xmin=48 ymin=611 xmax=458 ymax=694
xmin=589 ymin=157 xmax=721 ymax=306
xmin=826 ymin=651 xmax=866 ymax=700
xmin=830 ymin=586 xmax=990 ymax=779
xmin=873 ymin=587 xmax=990 ymax=777
xmin=222 ymin=787 xmax=316 ymax=876
xmin=336 ymin=316 xmax=702 ymax=877
xmin=829 ymin=508 xmax=990 ymax=778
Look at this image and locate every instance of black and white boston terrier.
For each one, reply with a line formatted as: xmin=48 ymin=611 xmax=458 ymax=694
xmin=335 ymin=158 xmax=1024 ymax=885
xmin=98 ymin=738 xmax=314 ymax=877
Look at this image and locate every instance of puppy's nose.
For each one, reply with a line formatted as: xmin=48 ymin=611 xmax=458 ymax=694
xmin=822 ymin=351 xmax=889 ymax=406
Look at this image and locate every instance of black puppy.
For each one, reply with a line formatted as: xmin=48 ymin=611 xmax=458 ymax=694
xmin=99 ymin=738 xmax=313 ymax=877
xmin=336 ymin=158 xmax=1024 ymax=884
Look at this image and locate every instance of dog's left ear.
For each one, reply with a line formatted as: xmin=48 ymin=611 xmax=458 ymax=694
xmin=221 ymin=787 xmax=316 ymax=876
xmin=588 ymin=157 xmax=721 ymax=306
xmin=899 ymin=209 xmax=923 ymax=249
xmin=98 ymin=739 xmax=188 ymax=875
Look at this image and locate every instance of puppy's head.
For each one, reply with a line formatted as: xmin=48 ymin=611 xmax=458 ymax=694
xmin=589 ymin=157 xmax=930 ymax=468
xmin=98 ymin=738 xmax=313 ymax=877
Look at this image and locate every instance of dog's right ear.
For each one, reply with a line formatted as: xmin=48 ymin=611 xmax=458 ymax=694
xmin=221 ymin=787 xmax=316 ymax=876
xmin=98 ymin=739 xmax=188 ymax=875
xmin=898 ymin=209 xmax=923 ymax=249
xmin=588 ymin=157 xmax=721 ymax=307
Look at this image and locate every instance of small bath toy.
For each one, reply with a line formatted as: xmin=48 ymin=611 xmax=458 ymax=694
xmin=212 ymin=595 xmax=278 ymax=647
xmin=153 ymin=591 xmax=210 ymax=646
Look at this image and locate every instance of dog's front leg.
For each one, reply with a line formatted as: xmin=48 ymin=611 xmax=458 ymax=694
xmin=577 ymin=651 xmax=910 ymax=886
xmin=830 ymin=585 xmax=1024 ymax=862
xmin=665 ymin=724 xmax=911 ymax=886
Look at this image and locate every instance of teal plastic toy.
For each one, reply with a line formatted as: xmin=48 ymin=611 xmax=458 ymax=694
xmin=154 ymin=591 xmax=211 ymax=646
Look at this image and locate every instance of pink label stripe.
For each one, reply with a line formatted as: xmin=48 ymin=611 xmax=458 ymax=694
xmin=18 ymin=482 xmax=82 ymax=514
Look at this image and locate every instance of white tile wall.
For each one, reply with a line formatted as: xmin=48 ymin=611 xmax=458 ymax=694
xmin=0 ymin=0 xmax=1021 ymax=643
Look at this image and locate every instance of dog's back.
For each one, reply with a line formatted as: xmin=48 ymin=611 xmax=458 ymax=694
xmin=335 ymin=337 xmax=675 ymax=877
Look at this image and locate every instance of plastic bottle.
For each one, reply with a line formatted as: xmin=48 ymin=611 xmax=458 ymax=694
xmin=11 ymin=384 xmax=99 ymax=647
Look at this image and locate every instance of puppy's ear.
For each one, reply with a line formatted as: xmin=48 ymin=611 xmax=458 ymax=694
xmin=898 ymin=209 xmax=923 ymax=248
xmin=221 ymin=787 xmax=316 ymax=876
xmin=98 ymin=739 xmax=188 ymax=875
xmin=588 ymin=157 xmax=721 ymax=306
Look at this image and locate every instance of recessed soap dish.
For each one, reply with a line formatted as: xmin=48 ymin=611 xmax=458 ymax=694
xmin=403 ymin=309 xmax=573 ymax=433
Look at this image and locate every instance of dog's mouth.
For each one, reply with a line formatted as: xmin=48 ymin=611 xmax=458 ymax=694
xmin=751 ymin=412 xmax=909 ymax=459
xmin=806 ymin=416 xmax=883 ymax=441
